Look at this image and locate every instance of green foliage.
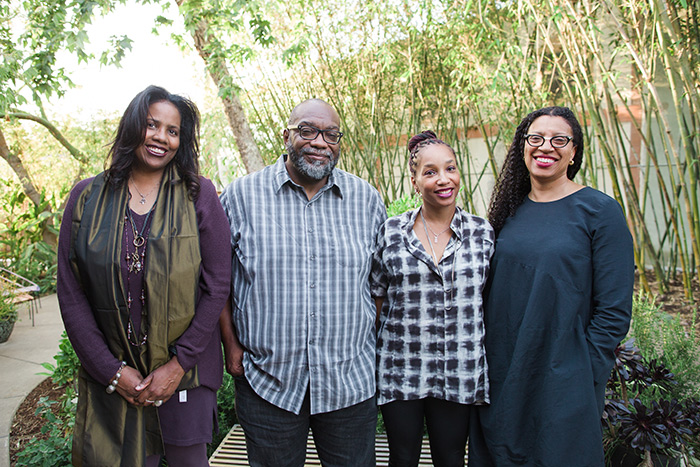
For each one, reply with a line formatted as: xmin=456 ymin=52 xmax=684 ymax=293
xmin=18 ymin=335 xmax=78 ymax=465
xmin=386 ymin=193 xmax=422 ymax=218
xmin=0 ymin=180 xmax=60 ymax=293
xmin=628 ymin=294 xmax=700 ymax=400
xmin=209 ymin=371 xmax=238 ymax=457
xmin=15 ymin=397 xmax=73 ymax=467
xmin=0 ymin=290 xmax=17 ymax=323
xmin=41 ymin=332 xmax=80 ymax=388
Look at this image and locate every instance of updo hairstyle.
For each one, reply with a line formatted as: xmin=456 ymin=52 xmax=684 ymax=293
xmin=407 ymin=130 xmax=456 ymax=176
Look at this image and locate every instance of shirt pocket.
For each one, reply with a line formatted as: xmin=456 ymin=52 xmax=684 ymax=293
xmin=327 ymin=222 xmax=371 ymax=270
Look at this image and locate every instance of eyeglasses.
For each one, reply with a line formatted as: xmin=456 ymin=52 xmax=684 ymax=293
xmin=287 ymin=125 xmax=344 ymax=145
xmin=525 ymin=134 xmax=573 ymax=148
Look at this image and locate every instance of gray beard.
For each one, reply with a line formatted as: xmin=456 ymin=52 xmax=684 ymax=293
xmin=286 ymin=143 xmax=338 ymax=181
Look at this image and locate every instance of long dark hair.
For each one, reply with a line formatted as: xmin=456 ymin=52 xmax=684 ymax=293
xmin=104 ymin=85 xmax=201 ymax=198
xmin=487 ymin=106 xmax=584 ymax=234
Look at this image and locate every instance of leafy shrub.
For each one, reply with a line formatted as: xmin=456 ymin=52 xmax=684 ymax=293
xmin=0 ymin=180 xmax=61 ymax=293
xmin=209 ymin=371 xmax=237 ymax=457
xmin=19 ymin=334 xmax=78 ymax=465
xmin=603 ymin=294 xmax=700 ymax=464
xmin=386 ymin=193 xmax=421 ymax=218
xmin=40 ymin=331 xmax=80 ymax=388
xmin=15 ymin=397 xmax=73 ymax=467
xmin=629 ymin=294 xmax=700 ymax=400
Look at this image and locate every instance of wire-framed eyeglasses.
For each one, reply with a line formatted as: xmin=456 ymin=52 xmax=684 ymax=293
xmin=525 ymin=134 xmax=573 ymax=148
xmin=287 ymin=125 xmax=344 ymax=145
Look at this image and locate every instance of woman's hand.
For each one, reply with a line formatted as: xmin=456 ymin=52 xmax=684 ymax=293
xmin=115 ymin=366 xmax=146 ymax=405
xmin=134 ymin=357 xmax=185 ymax=406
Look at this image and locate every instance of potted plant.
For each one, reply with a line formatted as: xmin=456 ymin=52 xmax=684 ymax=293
xmin=603 ymin=339 xmax=700 ymax=466
xmin=0 ymin=291 xmax=18 ymax=343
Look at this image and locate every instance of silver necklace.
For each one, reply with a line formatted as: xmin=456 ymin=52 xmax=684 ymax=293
xmin=421 ymin=210 xmax=441 ymax=267
xmin=130 ymin=178 xmax=158 ymax=205
xmin=420 ymin=208 xmax=458 ymax=310
xmin=420 ymin=210 xmax=451 ymax=243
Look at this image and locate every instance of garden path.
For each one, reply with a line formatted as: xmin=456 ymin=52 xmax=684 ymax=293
xmin=0 ymin=294 xmax=63 ymax=467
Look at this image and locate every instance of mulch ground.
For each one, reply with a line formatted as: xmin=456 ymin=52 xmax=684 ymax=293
xmin=9 ymin=377 xmax=66 ymax=465
xmin=8 ymin=274 xmax=699 ymax=465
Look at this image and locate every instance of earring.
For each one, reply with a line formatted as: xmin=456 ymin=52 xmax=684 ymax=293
xmin=569 ymin=159 xmax=575 ymax=166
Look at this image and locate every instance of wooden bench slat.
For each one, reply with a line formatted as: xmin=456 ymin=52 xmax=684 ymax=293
xmin=210 ymin=424 xmax=467 ymax=466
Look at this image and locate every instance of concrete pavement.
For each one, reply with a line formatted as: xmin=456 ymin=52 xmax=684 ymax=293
xmin=0 ymin=294 xmax=64 ymax=467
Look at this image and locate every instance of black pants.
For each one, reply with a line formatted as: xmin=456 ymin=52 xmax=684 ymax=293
xmin=381 ymin=398 xmax=472 ymax=467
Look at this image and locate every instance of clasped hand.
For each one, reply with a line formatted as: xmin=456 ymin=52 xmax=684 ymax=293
xmin=114 ymin=357 xmax=185 ymax=407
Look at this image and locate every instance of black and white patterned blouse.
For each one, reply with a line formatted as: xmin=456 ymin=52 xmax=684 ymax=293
xmin=370 ymin=206 xmax=494 ymax=405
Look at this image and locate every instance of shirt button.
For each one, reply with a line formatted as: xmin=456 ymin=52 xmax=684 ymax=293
xmin=310 ymin=255 xmax=316 ymax=261
xmin=310 ymin=283 xmax=316 ymax=288
xmin=310 ymin=312 xmax=316 ymax=317
xmin=309 ymin=339 xmax=315 ymax=345
xmin=308 ymin=227 xmax=313 ymax=233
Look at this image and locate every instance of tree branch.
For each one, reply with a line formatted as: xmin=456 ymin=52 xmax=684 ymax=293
xmin=2 ymin=111 xmax=89 ymax=165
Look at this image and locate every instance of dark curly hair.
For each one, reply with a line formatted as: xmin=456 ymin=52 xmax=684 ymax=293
xmin=408 ymin=130 xmax=456 ymax=177
xmin=104 ymin=85 xmax=201 ymax=199
xmin=488 ymin=106 xmax=584 ymax=234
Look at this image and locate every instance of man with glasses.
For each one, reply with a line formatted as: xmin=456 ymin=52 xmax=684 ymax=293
xmin=219 ymin=99 xmax=386 ymax=466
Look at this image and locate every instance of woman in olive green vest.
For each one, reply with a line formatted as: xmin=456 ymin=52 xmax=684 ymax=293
xmin=57 ymin=85 xmax=232 ymax=466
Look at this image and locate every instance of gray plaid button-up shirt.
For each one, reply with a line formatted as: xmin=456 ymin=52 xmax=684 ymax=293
xmin=220 ymin=156 xmax=386 ymax=415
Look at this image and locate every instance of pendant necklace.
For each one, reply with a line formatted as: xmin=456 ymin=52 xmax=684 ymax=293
xmin=130 ymin=177 xmax=158 ymax=205
xmin=420 ymin=208 xmax=457 ymax=310
xmin=421 ymin=210 xmax=451 ymax=243
xmin=124 ymin=198 xmax=155 ymax=346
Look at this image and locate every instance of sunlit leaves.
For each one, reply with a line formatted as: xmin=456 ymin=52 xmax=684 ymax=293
xmin=99 ymin=35 xmax=133 ymax=67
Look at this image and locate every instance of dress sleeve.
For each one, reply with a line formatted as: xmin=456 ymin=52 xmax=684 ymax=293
xmin=56 ymin=178 xmax=123 ymax=386
xmin=171 ymin=178 xmax=232 ymax=372
xmin=586 ymin=199 xmax=635 ymax=385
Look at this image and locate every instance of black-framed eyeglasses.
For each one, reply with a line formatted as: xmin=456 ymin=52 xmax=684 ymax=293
xmin=287 ymin=125 xmax=344 ymax=145
xmin=525 ymin=134 xmax=573 ymax=148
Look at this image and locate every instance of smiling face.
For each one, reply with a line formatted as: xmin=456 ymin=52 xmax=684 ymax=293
xmin=134 ymin=100 xmax=181 ymax=175
xmin=523 ymin=115 xmax=576 ymax=184
xmin=411 ymin=143 xmax=460 ymax=210
xmin=283 ymin=100 xmax=341 ymax=184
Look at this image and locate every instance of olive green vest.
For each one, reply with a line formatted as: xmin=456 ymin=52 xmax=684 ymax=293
xmin=69 ymin=166 xmax=201 ymax=466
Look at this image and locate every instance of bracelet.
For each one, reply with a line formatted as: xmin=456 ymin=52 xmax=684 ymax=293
xmin=106 ymin=361 xmax=127 ymax=394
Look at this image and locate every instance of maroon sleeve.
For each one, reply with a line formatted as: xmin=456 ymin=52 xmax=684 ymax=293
xmin=171 ymin=177 xmax=232 ymax=372
xmin=56 ymin=177 xmax=123 ymax=385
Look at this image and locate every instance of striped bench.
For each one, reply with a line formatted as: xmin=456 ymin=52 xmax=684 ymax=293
xmin=209 ymin=424 xmax=466 ymax=466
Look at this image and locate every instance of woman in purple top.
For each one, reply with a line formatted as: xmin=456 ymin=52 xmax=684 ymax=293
xmin=57 ymin=85 xmax=231 ymax=467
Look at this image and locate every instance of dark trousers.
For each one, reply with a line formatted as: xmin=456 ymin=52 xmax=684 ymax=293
xmin=381 ymin=398 xmax=472 ymax=467
xmin=235 ymin=376 xmax=377 ymax=467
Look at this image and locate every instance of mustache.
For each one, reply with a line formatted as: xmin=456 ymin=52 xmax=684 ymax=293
xmin=301 ymin=148 xmax=333 ymax=159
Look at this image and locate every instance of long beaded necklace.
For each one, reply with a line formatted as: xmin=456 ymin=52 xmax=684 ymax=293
xmin=420 ymin=208 xmax=457 ymax=310
xmin=124 ymin=200 xmax=155 ymax=346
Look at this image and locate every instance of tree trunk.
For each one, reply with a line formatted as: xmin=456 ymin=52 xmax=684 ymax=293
xmin=0 ymin=125 xmax=58 ymax=247
xmin=178 ymin=0 xmax=265 ymax=174
xmin=0 ymin=126 xmax=43 ymax=207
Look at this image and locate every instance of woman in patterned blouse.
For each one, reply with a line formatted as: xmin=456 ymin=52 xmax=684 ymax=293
xmin=371 ymin=130 xmax=494 ymax=466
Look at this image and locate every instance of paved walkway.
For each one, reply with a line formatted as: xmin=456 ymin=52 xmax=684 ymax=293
xmin=0 ymin=294 xmax=64 ymax=467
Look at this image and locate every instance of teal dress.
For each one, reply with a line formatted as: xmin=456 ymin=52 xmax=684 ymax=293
xmin=469 ymin=187 xmax=634 ymax=467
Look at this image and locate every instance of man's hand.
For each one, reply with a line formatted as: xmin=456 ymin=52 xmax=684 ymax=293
xmin=220 ymin=298 xmax=245 ymax=376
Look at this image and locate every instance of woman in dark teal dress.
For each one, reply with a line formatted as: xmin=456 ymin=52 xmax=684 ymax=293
xmin=468 ymin=106 xmax=634 ymax=466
